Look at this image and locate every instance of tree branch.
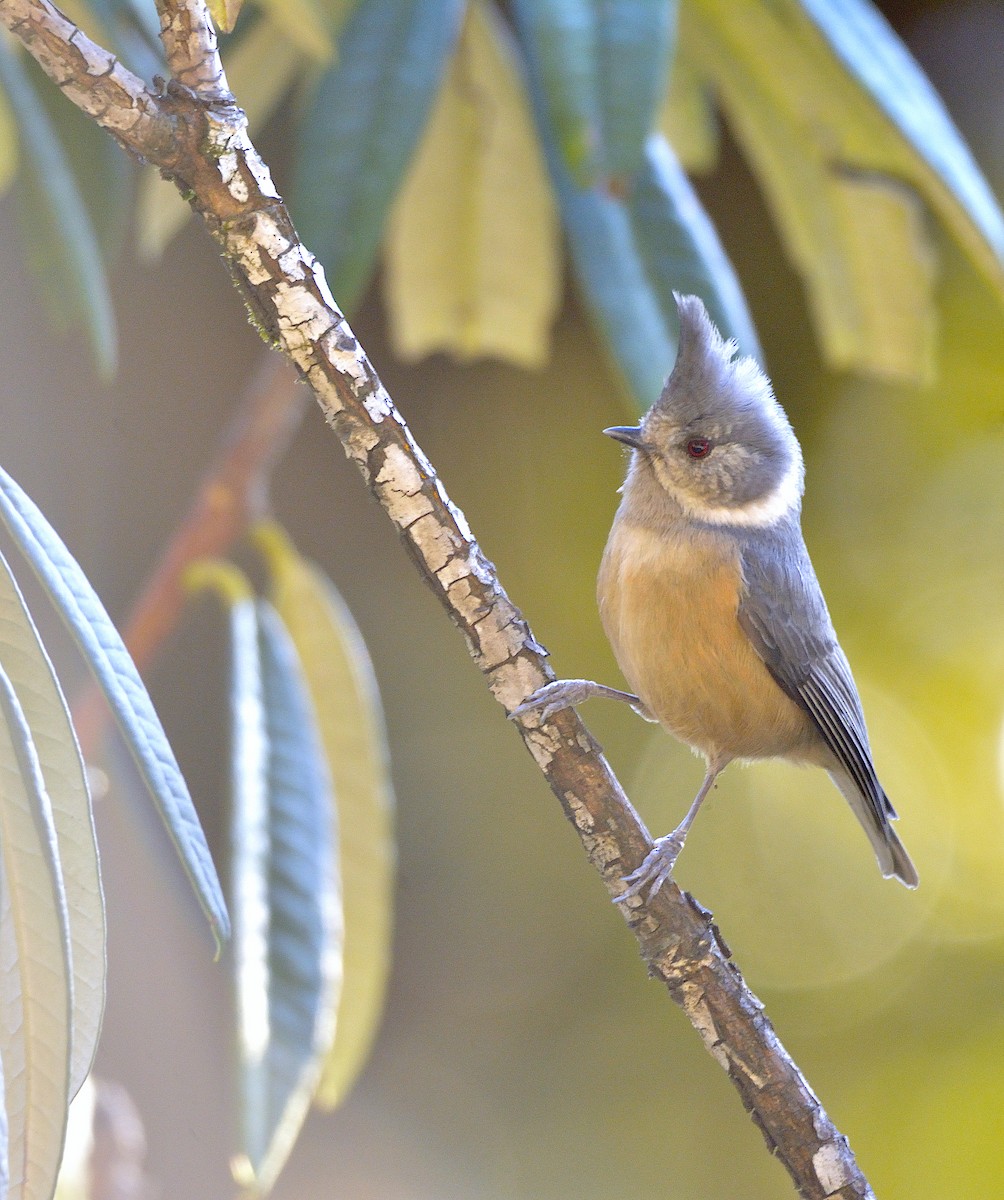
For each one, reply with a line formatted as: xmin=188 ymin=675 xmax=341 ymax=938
xmin=0 ymin=3 xmax=874 ymax=1196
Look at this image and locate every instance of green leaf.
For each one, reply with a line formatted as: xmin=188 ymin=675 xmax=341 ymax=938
xmin=251 ymin=0 xmax=334 ymax=61
xmin=384 ymin=0 xmax=561 ymax=368
xmin=254 ymin=523 xmax=394 ymax=1112
xmin=629 ymin=134 xmax=761 ymax=364
xmin=520 ymin=23 xmax=755 ymax=410
xmin=0 ymin=551 xmax=105 ymax=1100
xmin=0 ymin=664 xmax=72 ymax=1200
xmin=252 ymin=603 xmax=339 ymax=1192
xmin=596 ymin=0 xmax=677 ymax=184
xmin=510 ymin=0 xmax=600 ymax=186
xmin=293 ymin=0 xmax=466 ymax=314
xmin=798 ymin=0 xmax=1004 ymax=285
xmin=684 ymin=0 xmax=1004 ymax=381
xmin=220 ymin=589 xmax=272 ymax=1187
xmin=0 ymin=78 xmax=18 ymax=198
xmin=0 ymin=38 xmax=117 ymax=378
xmin=0 ymin=467 xmax=230 ymax=954
xmin=190 ymin=562 xmax=340 ymax=1194
xmin=208 ymin=0 xmax=244 ymax=33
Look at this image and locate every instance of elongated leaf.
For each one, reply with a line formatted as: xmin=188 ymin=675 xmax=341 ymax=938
xmin=658 ymin=40 xmax=718 ymax=172
xmin=0 ymin=666 xmax=72 ymax=1200
xmin=685 ymin=0 xmax=1004 ymax=380
xmin=253 ymin=0 xmax=334 ymax=61
xmin=517 ymin=2 xmax=755 ymax=409
xmin=254 ymin=523 xmax=393 ymax=1111
xmin=222 ymin=591 xmax=272 ymax=1186
xmin=293 ymin=0 xmax=466 ymax=313
xmin=798 ymin=0 xmax=1004 ymax=286
xmin=0 ymin=80 xmax=18 ymax=198
xmin=0 ymin=468 xmax=229 ymax=952
xmin=0 ymin=38 xmax=116 ymax=378
xmin=53 ymin=1075 xmax=94 ymax=1200
xmin=208 ymin=0 xmax=243 ymax=32
xmin=384 ymin=0 xmax=560 ymax=368
xmin=510 ymin=0 xmax=599 ymax=186
xmin=252 ymin=603 xmax=339 ymax=1193
xmin=596 ymin=0 xmax=677 ymax=184
xmin=629 ymin=134 xmax=761 ymax=364
xmin=0 ymin=552 xmax=105 ymax=1099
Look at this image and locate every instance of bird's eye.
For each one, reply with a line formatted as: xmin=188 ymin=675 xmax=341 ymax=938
xmin=686 ymin=438 xmax=712 ymax=459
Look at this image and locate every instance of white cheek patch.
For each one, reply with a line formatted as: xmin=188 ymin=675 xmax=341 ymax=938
xmin=683 ymin=453 xmax=804 ymax=528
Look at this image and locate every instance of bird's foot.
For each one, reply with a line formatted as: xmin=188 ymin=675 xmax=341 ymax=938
xmin=510 ymin=679 xmax=651 ymax=722
xmin=614 ymin=833 xmax=686 ymax=904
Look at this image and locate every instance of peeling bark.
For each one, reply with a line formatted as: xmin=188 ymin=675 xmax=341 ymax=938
xmin=0 ymin=2 xmax=876 ymax=1196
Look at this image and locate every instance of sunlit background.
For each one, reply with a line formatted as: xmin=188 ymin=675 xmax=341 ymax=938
xmin=3 ymin=1 xmax=1004 ymax=1197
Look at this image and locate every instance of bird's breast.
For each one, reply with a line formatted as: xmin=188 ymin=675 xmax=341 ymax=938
xmin=597 ymin=518 xmax=819 ymax=762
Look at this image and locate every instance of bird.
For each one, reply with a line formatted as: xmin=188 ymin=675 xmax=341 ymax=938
xmin=513 ymin=293 xmax=918 ymax=900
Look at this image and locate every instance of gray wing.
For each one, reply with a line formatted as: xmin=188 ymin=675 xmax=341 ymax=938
xmin=735 ymin=523 xmax=896 ymax=826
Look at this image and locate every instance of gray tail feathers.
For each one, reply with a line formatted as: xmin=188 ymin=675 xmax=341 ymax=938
xmin=828 ymin=770 xmax=919 ymax=889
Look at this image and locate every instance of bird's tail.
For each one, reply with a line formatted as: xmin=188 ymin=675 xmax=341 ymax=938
xmin=828 ymin=769 xmax=919 ymax=889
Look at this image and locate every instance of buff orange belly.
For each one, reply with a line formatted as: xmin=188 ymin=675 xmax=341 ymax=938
xmin=598 ymin=520 xmax=821 ymax=763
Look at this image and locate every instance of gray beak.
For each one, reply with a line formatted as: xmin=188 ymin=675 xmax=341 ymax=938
xmin=603 ymin=425 xmax=646 ymax=449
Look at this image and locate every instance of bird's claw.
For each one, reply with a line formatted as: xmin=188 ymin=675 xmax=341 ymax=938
xmin=614 ymin=834 xmax=685 ymax=904
xmin=509 ymin=679 xmax=594 ymax=722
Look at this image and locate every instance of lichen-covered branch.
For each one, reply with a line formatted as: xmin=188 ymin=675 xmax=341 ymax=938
xmin=153 ymin=0 xmax=230 ymax=102
xmin=0 ymin=2 xmax=875 ymax=1195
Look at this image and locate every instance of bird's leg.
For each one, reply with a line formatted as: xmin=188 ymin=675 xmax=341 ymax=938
xmin=616 ymin=759 xmax=728 ymax=903
xmin=510 ymin=679 xmax=656 ymax=723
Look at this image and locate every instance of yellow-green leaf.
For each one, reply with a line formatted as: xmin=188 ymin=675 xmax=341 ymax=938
xmin=0 ymin=80 xmax=18 ymax=198
xmin=0 ymin=667 xmax=72 ymax=1200
xmin=0 ymin=551 xmax=105 ymax=1100
xmin=252 ymin=0 xmax=334 ymax=62
xmin=658 ymin=42 xmax=717 ymax=174
xmin=384 ymin=0 xmax=560 ymax=369
xmin=684 ymin=0 xmax=1002 ymax=383
xmin=254 ymin=522 xmax=394 ymax=1111
xmin=208 ymin=0 xmax=243 ymax=34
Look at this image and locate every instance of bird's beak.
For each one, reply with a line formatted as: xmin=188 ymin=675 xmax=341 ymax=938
xmin=603 ymin=425 xmax=646 ymax=449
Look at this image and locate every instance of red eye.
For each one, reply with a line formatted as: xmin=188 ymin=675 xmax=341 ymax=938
xmin=686 ymin=438 xmax=711 ymax=459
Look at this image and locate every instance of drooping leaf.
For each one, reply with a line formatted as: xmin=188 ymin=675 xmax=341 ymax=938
xmin=0 ymin=37 xmax=116 ymax=378
xmin=207 ymin=0 xmax=243 ymax=33
xmin=384 ymin=0 xmax=560 ymax=369
xmin=798 ymin=0 xmax=1004 ymax=287
xmin=596 ymin=0 xmax=677 ymax=185
xmin=0 ymin=551 xmax=105 ymax=1099
xmin=252 ymin=0 xmax=334 ymax=61
xmin=0 ymin=666 xmax=72 ymax=1200
xmin=0 ymin=467 xmax=230 ymax=953
xmin=629 ymin=134 xmax=761 ymax=365
xmin=254 ymin=522 xmax=394 ymax=1111
xmin=658 ymin=40 xmax=718 ymax=173
xmin=0 ymin=79 xmax=18 ymax=198
xmin=293 ymin=0 xmax=466 ymax=314
xmin=53 ymin=1076 xmax=95 ymax=1200
xmin=684 ymin=0 xmax=1004 ymax=382
xmin=516 ymin=0 xmax=755 ymax=409
xmin=189 ymin=562 xmax=340 ymax=1194
xmin=218 ymin=584 xmax=272 ymax=1188
xmin=510 ymin=0 xmax=600 ymax=187
xmin=251 ymin=603 xmax=339 ymax=1192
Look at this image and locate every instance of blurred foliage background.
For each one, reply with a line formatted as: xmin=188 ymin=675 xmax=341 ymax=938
xmin=3 ymin=0 xmax=1004 ymax=1197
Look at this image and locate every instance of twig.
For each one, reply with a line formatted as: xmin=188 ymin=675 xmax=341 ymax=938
xmin=0 ymin=2 xmax=874 ymax=1196
xmin=71 ymin=355 xmax=308 ymax=756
